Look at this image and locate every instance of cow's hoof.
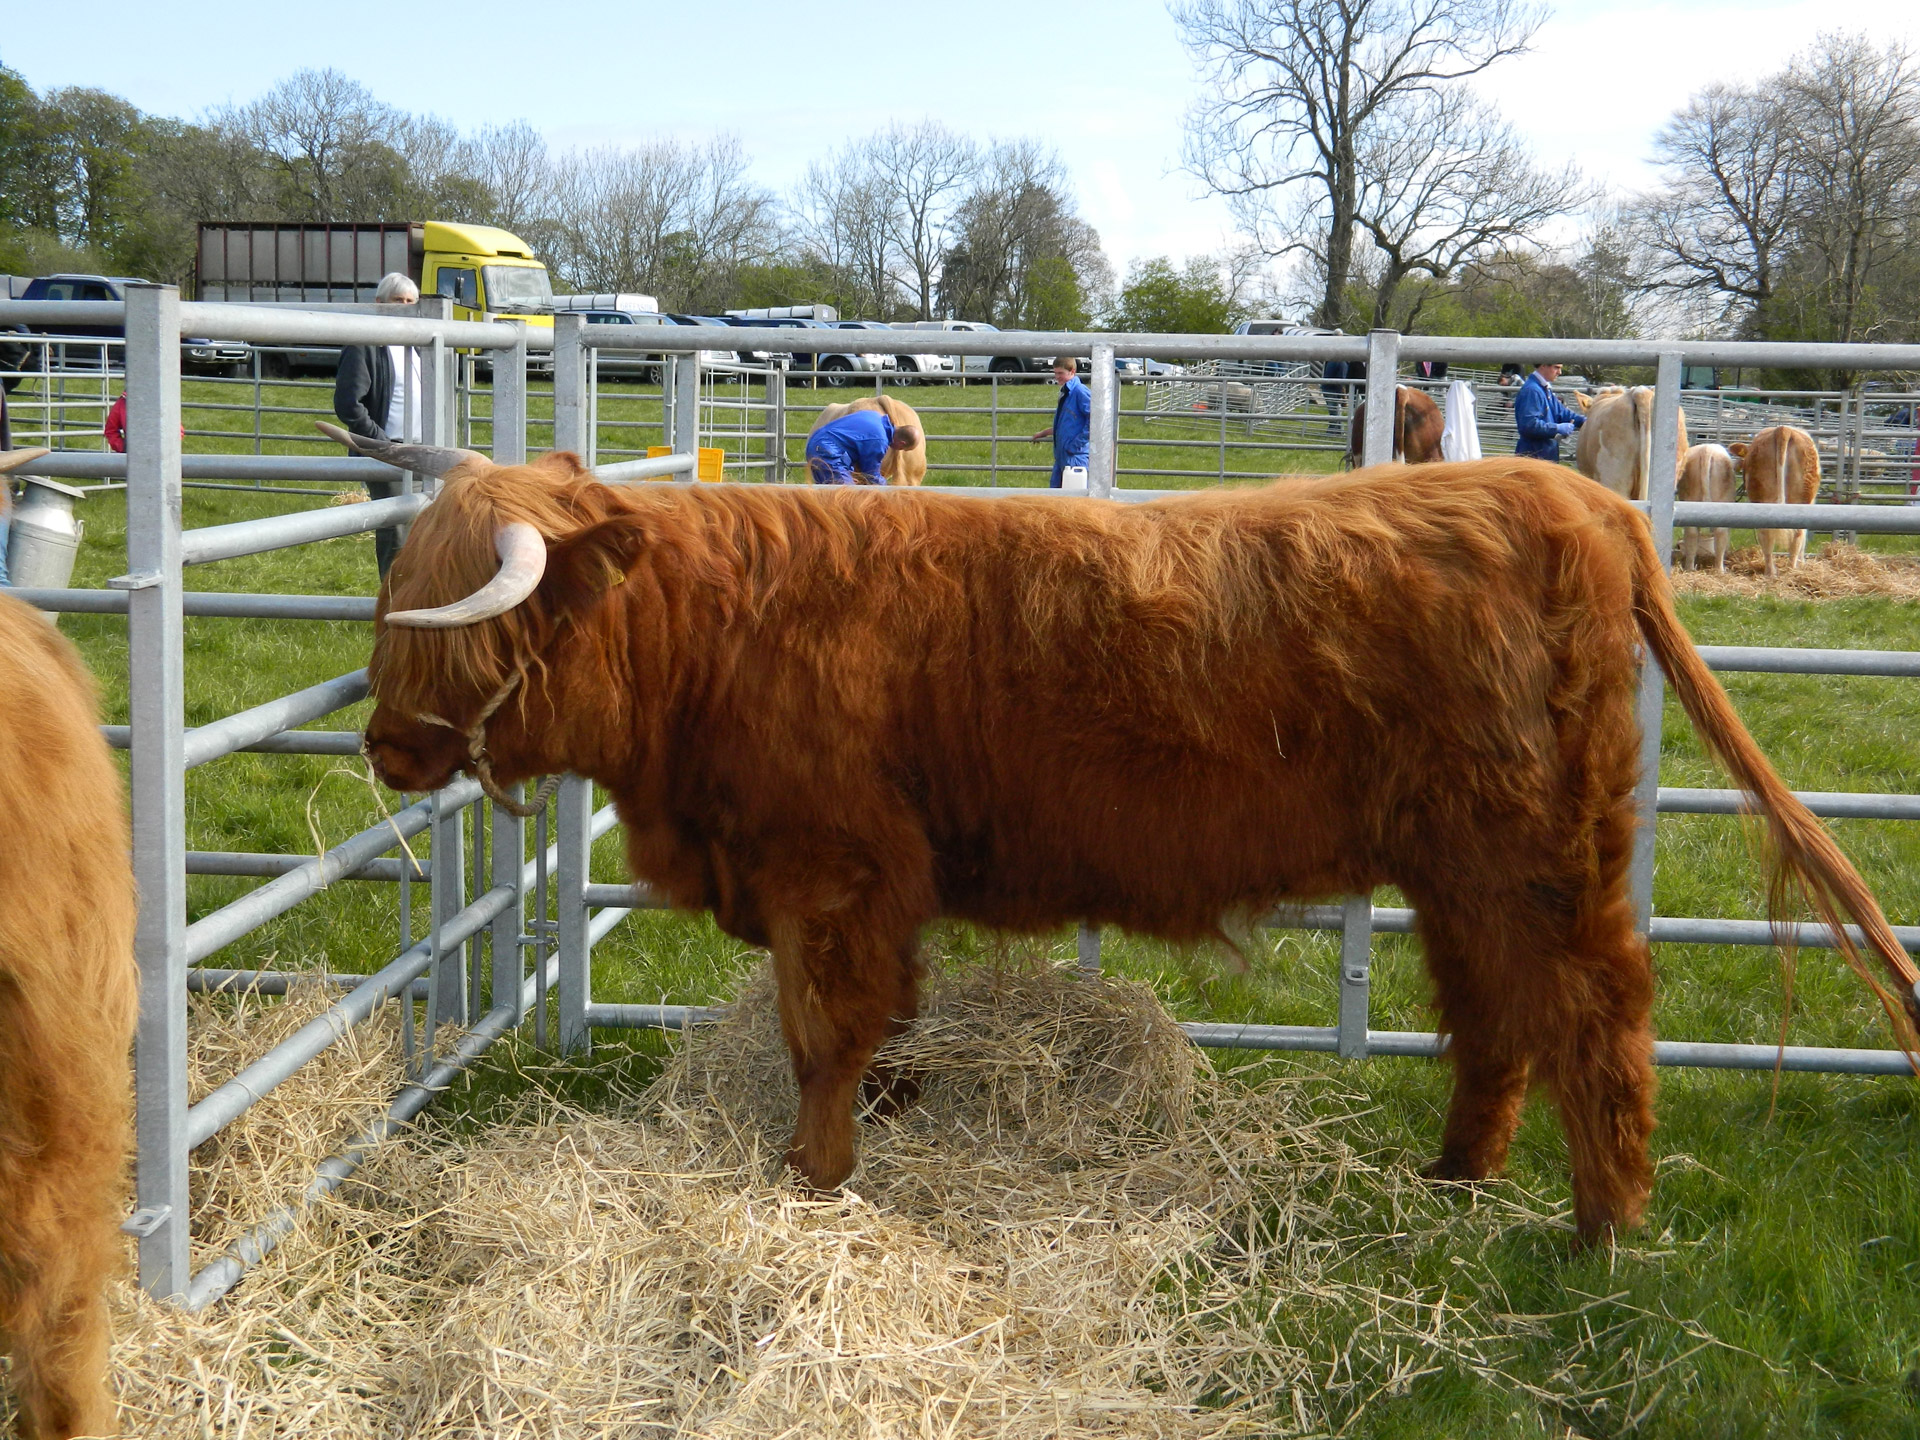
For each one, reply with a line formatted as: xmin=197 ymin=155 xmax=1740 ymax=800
xmin=781 ymin=1145 xmax=854 ymax=1194
xmin=1420 ymin=1155 xmax=1486 ymax=1187
xmin=859 ymin=1067 xmax=923 ymax=1122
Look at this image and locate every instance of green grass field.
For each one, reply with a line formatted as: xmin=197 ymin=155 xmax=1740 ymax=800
xmin=29 ymin=374 xmax=1920 ymax=1437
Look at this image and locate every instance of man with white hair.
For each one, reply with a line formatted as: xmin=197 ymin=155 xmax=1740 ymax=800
xmin=331 ymin=272 xmax=423 ymax=576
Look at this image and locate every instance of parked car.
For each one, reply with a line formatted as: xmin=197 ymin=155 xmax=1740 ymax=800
xmin=15 ymin=274 xmax=252 ymax=376
xmin=576 ymin=308 xmax=673 ymax=382
xmin=834 ymin=320 xmax=953 ymax=382
xmin=724 ymin=316 xmax=886 ymax=387
xmin=665 ymin=314 xmax=751 ymax=368
xmin=896 ymin=319 xmax=1052 ymax=378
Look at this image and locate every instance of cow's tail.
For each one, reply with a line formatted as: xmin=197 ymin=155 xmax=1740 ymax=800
xmin=1629 ymin=523 xmax=1920 ymax=1055
xmin=1634 ymin=387 xmax=1656 ymax=503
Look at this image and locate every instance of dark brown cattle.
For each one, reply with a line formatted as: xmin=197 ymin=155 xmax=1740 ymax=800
xmin=1345 ymin=385 xmax=1445 ymax=466
xmin=337 ymin=426 xmax=1920 ymax=1247
xmin=0 ymin=447 xmax=138 ymax=1440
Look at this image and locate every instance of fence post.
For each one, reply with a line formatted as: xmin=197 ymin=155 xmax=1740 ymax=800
xmin=489 ymin=331 xmax=529 ymax=1020
xmin=1629 ymin=350 xmax=1685 ymax=930
xmin=674 ymin=347 xmax=700 ymax=455
xmin=125 ymin=283 xmax=191 ymax=1300
xmin=491 ymin=327 xmax=527 ymax=467
xmin=1336 ymin=894 xmax=1374 ymax=1058
xmin=1362 ymin=330 xmax=1400 ymax=466
xmin=1089 ymin=341 xmax=1117 ymax=496
xmin=553 ymin=314 xmax=587 ymax=463
xmin=431 ymin=787 xmax=467 ymax=1025
xmin=556 ymin=776 xmax=593 ymax=1053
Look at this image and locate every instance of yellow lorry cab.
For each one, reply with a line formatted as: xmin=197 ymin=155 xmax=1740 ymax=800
xmin=417 ymin=221 xmax=554 ymax=332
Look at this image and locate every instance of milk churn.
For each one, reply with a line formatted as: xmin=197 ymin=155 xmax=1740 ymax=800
xmin=6 ymin=474 xmax=87 ymax=619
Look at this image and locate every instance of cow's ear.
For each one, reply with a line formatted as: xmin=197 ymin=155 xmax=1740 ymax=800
xmin=1727 ymin=442 xmax=1748 ymax=460
xmin=534 ymin=450 xmax=592 ymax=480
xmin=537 ymin=517 xmax=646 ymax=622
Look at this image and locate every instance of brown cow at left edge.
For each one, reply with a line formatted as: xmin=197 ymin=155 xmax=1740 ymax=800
xmin=329 ymin=422 xmax=1920 ymax=1250
xmin=0 ymin=449 xmax=138 ymax=1440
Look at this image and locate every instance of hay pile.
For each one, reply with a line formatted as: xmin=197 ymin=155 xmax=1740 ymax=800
xmin=69 ymin=955 xmax=1701 ymax=1437
xmin=1671 ymin=540 xmax=1920 ymax=598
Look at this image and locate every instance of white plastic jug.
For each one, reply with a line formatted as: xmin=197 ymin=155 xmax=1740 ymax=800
xmin=1059 ymin=465 xmax=1089 ymax=492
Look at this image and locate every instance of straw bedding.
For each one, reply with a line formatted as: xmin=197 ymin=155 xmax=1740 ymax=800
xmin=1670 ymin=540 xmax=1920 ymax=598
xmin=55 ymin=950 xmax=1713 ymax=1436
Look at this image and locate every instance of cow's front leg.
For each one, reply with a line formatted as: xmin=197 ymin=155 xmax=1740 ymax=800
xmin=767 ymin=908 xmax=922 ymax=1191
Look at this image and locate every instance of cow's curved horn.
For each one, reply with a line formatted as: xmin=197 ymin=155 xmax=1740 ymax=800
xmin=315 ymin=421 xmax=486 ymax=478
xmin=384 ymin=522 xmax=547 ymax=629
xmin=0 ymin=447 xmax=52 ymax=475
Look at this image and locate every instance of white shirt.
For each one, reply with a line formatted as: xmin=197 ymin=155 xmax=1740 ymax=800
xmin=383 ymin=346 xmax=422 ymax=442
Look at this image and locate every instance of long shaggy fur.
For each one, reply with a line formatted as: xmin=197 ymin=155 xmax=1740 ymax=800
xmin=0 ymin=596 xmax=137 ymax=1439
xmin=364 ymin=454 xmax=1919 ymax=1245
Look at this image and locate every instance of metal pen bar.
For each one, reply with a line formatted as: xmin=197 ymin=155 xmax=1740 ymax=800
xmin=104 ymin=726 xmax=362 ymax=759
xmin=184 ymin=782 xmax=477 ymax=964
xmin=555 ymin=776 xmax=594 ymax=1054
xmin=1699 ymin=645 xmax=1920 ymax=677
xmin=594 ymin=453 xmax=697 ymax=483
xmin=2 ymin=590 xmax=374 ymax=619
xmin=181 ymin=949 xmax=555 ymax=1313
xmin=185 ymin=884 xmax=514 ymax=1150
xmin=430 ymin=786 xmax=469 ymax=1025
xmin=1675 ymin=501 xmax=1920 ymax=533
xmin=126 ymin=283 xmax=192 ymax=1300
xmin=188 ymin=968 xmax=429 ymax=999
xmin=1659 ymin=787 xmax=1920 ymax=820
xmin=16 ymin=452 xmax=401 ymax=484
xmin=180 ymin=493 xmax=428 ymax=566
xmin=186 ymin=851 xmax=422 ymax=881
xmin=178 ymin=669 xmax=367 ymax=769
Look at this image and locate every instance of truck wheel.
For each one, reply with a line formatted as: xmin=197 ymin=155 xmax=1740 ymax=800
xmin=821 ymin=357 xmax=854 ymax=388
xmin=262 ymin=352 xmax=291 ymax=380
xmin=988 ymin=357 xmax=1025 ymax=380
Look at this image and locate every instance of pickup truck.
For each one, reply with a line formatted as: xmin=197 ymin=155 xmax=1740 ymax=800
xmin=11 ymin=274 xmax=252 ymax=376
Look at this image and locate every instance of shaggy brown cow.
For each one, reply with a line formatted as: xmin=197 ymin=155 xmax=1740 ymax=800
xmin=1345 ymin=385 xmax=1445 ymax=466
xmin=0 ymin=449 xmax=138 ymax=1440
xmin=1728 ymin=425 xmax=1821 ymax=575
xmin=335 ymin=425 xmax=1920 ymax=1247
xmin=809 ymin=394 xmax=928 ymax=486
xmin=1677 ymin=443 xmax=1740 ymax=572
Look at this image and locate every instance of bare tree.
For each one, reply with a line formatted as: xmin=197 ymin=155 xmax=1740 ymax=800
xmin=1636 ymin=82 xmax=1798 ymax=321
xmin=1782 ymin=33 xmax=1920 ymax=346
xmin=793 ymin=142 xmax=898 ymax=315
xmin=545 ymin=135 xmax=778 ymax=308
xmin=938 ymin=140 xmax=1110 ymax=328
xmin=466 ymin=121 xmax=551 ymax=232
xmin=1175 ymin=0 xmax=1542 ymax=329
xmin=1352 ymin=87 xmax=1579 ymax=329
xmin=869 ymin=121 xmax=975 ymax=319
xmin=218 ymin=69 xmax=405 ymax=220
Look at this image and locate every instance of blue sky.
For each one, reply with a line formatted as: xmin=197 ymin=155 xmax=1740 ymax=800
xmin=7 ymin=0 xmax=1919 ymax=282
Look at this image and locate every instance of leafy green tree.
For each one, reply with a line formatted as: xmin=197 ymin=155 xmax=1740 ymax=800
xmin=1108 ymin=255 xmax=1238 ymax=332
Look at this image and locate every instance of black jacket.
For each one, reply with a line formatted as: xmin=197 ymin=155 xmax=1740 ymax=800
xmin=333 ymin=345 xmax=395 ymax=440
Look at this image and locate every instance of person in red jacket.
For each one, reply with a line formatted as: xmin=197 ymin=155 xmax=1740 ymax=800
xmin=103 ymin=393 xmax=183 ymax=453
xmin=104 ymin=393 xmax=126 ymax=453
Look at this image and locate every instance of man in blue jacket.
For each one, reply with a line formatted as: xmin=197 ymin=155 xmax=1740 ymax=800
xmin=1031 ymin=357 xmax=1092 ymax=487
xmin=1513 ymin=360 xmax=1584 ymax=462
xmin=805 ymin=406 xmax=920 ymax=485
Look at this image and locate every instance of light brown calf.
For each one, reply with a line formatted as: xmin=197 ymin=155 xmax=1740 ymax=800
xmin=1677 ymin=443 xmax=1740 ymax=571
xmin=1344 ymin=386 xmax=1445 ymax=467
xmin=808 ymin=394 xmax=928 ymax=485
xmin=1728 ymin=425 xmax=1821 ymax=575
xmin=0 ymin=448 xmax=137 ymax=1440
xmin=1573 ymin=386 xmax=1690 ymax=501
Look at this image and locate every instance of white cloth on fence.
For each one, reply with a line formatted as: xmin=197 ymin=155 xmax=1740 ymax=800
xmin=1441 ymin=380 xmax=1482 ymax=462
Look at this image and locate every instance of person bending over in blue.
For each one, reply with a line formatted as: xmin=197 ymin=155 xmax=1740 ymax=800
xmin=1030 ymin=356 xmax=1092 ymax=487
xmin=1513 ymin=359 xmax=1584 ymax=463
xmin=805 ymin=406 xmax=921 ymax=485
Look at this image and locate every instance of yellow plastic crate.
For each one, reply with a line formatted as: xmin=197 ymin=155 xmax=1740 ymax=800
xmin=647 ymin=445 xmax=726 ymax=482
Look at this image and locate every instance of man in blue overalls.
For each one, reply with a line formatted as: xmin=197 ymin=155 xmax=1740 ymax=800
xmin=1031 ymin=356 xmax=1091 ymax=488
xmin=1513 ymin=360 xmax=1585 ymax=463
xmin=805 ymin=406 xmax=920 ymax=485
